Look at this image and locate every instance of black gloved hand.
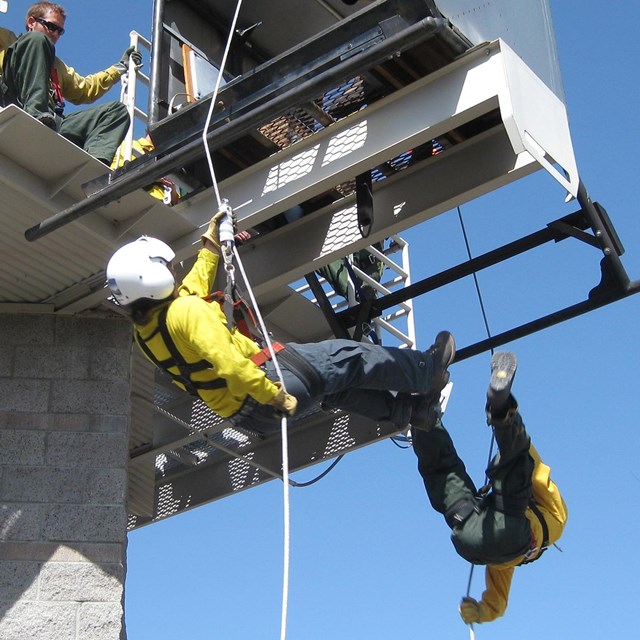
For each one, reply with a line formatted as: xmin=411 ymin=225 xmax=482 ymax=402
xmin=115 ymin=46 xmax=143 ymax=75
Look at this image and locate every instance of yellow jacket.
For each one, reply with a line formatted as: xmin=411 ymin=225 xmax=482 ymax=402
xmin=0 ymin=27 xmax=121 ymax=105
xmin=134 ymin=249 xmax=280 ymax=417
xmin=476 ymin=444 xmax=568 ymax=621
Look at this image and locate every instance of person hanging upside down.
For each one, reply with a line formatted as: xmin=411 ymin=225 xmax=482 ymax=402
xmin=410 ymin=351 xmax=568 ymax=624
xmin=105 ymin=211 xmax=456 ymax=434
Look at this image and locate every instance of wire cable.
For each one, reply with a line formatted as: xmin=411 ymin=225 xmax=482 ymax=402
xmin=456 ymin=206 xmax=497 ymax=639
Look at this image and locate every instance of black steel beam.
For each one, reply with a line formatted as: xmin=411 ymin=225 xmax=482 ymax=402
xmin=337 ymin=208 xmax=593 ymax=327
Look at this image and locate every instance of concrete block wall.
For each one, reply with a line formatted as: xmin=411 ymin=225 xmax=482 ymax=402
xmin=0 ymin=314 xmax=132 ymax=640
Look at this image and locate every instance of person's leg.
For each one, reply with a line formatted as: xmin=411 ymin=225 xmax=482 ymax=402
xmin=323 ymin=388 xmax=412 ymax=427
xmin=3 ymin=32 xmax=55 ymax=120
xmin=289 ymin=331 xmax=454 ymax=398
xmin=59 ymin=101 xmax=130 ymax=163
xmin=412 ymin=418 xmax=478 ymax=516
xmin=483 ymin=353 xmax=533 ymax=515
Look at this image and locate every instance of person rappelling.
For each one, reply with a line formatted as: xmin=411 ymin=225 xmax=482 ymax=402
xmin=105 ymin=208 xmax=456 ymax=434
xmin=410 ymin=351 xmax=568 ymax=624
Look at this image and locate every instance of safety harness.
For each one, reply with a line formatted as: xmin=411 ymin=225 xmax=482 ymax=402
xmin=445 ymin=492 xmax=550 ymax=566
xmin=134 ymin=298 xmax=288 ymax=399
xmin=135 ymin=304 xmax=227 ymax=396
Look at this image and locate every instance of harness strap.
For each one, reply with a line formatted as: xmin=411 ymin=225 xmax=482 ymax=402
xmin=250 ymin=342 xmax=285 ymax=367
xmin=204 ymin=290 xmax=264 ymax=345
xmin=50 ymin=68 xmax=65 ymax=116
xmin=519 ymin=500 xmax=550 ymax=565
xmin=135 ymin=305 xmax=227 ymax=397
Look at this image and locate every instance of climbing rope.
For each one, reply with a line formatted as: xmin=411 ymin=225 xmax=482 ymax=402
xmin=456 ymin=205 xmax=497 ymax=639
xmin=199 ymin=3 xmax=293 ymax=638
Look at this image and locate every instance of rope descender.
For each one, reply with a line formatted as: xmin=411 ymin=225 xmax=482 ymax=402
xmin=215 ymin=199 xmax=239 ymax=331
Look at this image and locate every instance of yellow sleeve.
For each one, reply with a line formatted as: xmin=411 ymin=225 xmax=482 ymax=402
xmin=177 ymin=250 xmax=219 ymax=298
xmin=477 ymin=565 xmax=514 ymax=622
xmin=170 ymin=296 xmax=279 ymax=405
xmin=55 ymin=58 xmax=121 ymax=104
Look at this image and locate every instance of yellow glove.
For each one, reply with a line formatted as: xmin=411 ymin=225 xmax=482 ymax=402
xmin=267 ymin=382 xmax=298 ymax=416
xmin=200 ymin=210 xmax=226 ymax=248
xmin=459 ymin=597 xmax=488 ymax=624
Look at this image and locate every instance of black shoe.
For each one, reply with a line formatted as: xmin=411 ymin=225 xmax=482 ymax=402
xmin=426 ymin=330 xmax=455 ymax=396
xmin=487 ymin=352 xmax=517 ymax=415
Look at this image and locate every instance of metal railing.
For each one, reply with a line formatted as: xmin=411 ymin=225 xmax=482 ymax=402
xmin=296 ymin=234 xmax=416 ymax=348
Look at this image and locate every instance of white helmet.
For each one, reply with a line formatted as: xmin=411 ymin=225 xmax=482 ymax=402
xmin=106 ymin=236 xmax=176 ymax=306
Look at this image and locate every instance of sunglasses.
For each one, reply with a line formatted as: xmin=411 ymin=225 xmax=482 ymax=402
xmin=34 ymin=16 xmax=65 ymax=36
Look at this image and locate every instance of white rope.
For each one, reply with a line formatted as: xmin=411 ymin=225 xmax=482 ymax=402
xmin=233 ymin=247 xmax=292 ymax=640
xmin=198 ymin=3 xmax=292 ymax=637
xmin=201 ymin=0 xmax=243 ymax=209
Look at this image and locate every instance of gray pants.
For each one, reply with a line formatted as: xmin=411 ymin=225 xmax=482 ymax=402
xmin=2 ymin=31 xmax=129 ymax=163
xmin=230 ymin=339 xmax=441 ymax=433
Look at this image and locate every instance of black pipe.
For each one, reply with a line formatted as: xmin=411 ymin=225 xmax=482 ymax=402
xmin=454 ymin=277 xmax=640 ymax=362
xmin=148 ymin=0 xmax=165 ymax=125
xmin=25 ymin=16 xmax=458 ymax=242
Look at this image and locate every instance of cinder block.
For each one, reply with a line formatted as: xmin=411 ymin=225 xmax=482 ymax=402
xmin=14 ymin=346 xmax=91 ymax=380
xmin=2 ymin=468 xmax=127 ymax=505
xmin=0 ymin=431 xmax=46 ymax=466
xmin=0 ymin=379 xmax=50 ymax=412
xmin=39 ymin=562 xmax=124 ymax=602
xmin=78 ymin=602 xmax=124 ymax=640
xmin=0 ymin=314 xmax=55 ymax=347
xmin=42 ymin=505 xmax=127 ymax=543
xmin=46 ymin=432 xmax=128 ymax=469
xmin=0 ymin=561 xmax=39 ymax=600
xmin=90 ymin=347 xmax=132 ymax=381
xmin=0 ymin=347 xmax=12 ymax=376
xmin=55 ymin=316 xmax=132 ymax=349
xmin=0 ymin=601 xmax=77 ymax=640
xmin=0 ymin=505 xmax=43 ymax=542
xmin=49 ymin=380 xmax=131 ymax=415
xmin=0 ymin=413 xmax=129 ymax=433
xmin=0 ymin=542 xmax=125 ymax=564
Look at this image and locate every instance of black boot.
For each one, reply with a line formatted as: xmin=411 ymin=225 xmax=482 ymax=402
xmin=426 ymin=330 xmax=455 ymax=396
xmin=486 ymin=351 xmax=517 ymax=419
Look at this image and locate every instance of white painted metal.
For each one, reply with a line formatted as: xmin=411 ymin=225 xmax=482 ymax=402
xmin=175 ymin=38 xmax=578 ymax=254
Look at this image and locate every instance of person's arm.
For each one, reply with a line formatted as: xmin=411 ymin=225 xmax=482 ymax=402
xmin=55 ymin=58 xmax=121 ymax=104
xmin=177 ymin=213 xmax=225 ymax=298
xmin=459 ymin=565 xmax=514 ymax=624
xmin=56 ymin=48 xmax=141 ymax=104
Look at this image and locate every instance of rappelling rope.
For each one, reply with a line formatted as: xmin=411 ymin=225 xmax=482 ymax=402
xmin=456 ymin=205 xmax=497 ymax=639
xmin=199 ymin=3 xmax=292 ymax=638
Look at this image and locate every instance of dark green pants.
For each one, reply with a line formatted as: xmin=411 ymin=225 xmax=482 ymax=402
xmin=318 ymin=245 xmax=384 ymax=300
xmin=3 ymin=31 xmax=130 ymax=163
xmin=413 ymin=406 xmax=534 ymax=565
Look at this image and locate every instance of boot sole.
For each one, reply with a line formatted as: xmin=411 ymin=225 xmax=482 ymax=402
xmin=489 ymin=352 xmax=517 ymax=394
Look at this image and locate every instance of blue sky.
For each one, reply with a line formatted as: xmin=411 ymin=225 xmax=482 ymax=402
xmin=5 ymin=1 xmax=639 ymax=638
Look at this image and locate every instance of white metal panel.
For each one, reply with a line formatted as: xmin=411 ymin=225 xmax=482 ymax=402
xmin=435 ymin=0 xmax=564 ymax=100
